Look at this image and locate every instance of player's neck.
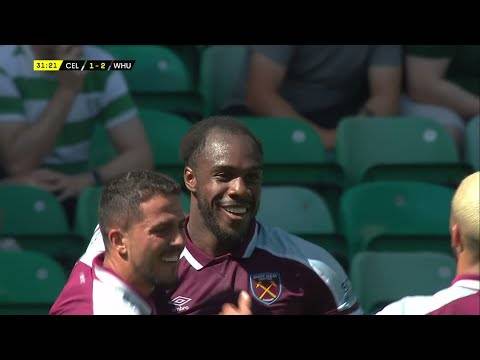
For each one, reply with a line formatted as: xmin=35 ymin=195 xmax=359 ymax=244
xmin=103 ymin=254 xmax=154 ymax=298
xmin=456 ymin=254 xmax=480 ymax=277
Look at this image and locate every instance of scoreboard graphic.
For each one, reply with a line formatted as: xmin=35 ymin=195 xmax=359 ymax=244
xmin=33 ymin=60 xmax=135 ymax=71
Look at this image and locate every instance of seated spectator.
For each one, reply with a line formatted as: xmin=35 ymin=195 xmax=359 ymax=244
xmin=0 ymin=45 xmax=153 ymax=223
xmin=222 ymin=45 xmax=402 ymax=150
xmin=378 ymin=172 xmax=480 ymax=315
xmin=401 ymin=45 xmax=480 ymax=146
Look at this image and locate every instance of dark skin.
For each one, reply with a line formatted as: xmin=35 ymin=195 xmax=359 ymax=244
xmin=184 ymin=131 xmax=263 ymax=258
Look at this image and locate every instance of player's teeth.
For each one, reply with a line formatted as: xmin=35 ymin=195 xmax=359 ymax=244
xmin=225 ymin=207 xmax=247 ymax=215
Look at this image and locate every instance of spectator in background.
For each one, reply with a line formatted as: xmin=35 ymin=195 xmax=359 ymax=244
xmin=0 ymin=45 xmax=153 ymax=224
xmin=402 ymin=45 xmax=480 ymax=146
xmin=222 ymin=45 xmax=402 ymax=150
xmin=378 ymin=171 xmax=480 ymax=315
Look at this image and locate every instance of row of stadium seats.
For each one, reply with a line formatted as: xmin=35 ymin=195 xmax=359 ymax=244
xmin=101 ymin=44 xmax=478 ymax=174
xmin=91 ymin=110 xmax=479 ymax=188
xmin=0 ymin=181 xmax=455 ymax=273
xmin=90 ymin=109 xmax=477 ymax=230
xmin=101 ymin=45 xmax=243 ymax=118
xmin=0 ymin=249 xmax=455 ymax=314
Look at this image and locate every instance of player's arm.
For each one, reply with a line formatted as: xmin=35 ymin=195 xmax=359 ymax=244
xmin=406 ymin=55 xmax=480 ymax=119
xmin=245 ymin=47 xmax=336 ymax=149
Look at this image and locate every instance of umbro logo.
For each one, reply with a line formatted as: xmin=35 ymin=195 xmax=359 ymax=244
xmin=170 ymin=296 xmax=192 ymax=312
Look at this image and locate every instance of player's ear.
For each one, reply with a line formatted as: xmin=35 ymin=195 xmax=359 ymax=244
xmin=451 ymin=223 xmax=464 ymax=255
xmin=108 ymin=228 xmax=128 ymax=257
xmin=184 ymin=166 xmax=197 ymax=193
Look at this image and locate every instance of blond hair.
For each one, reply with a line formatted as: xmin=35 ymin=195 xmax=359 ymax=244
xmin=451 ymin=172 xmax=479 ymax=258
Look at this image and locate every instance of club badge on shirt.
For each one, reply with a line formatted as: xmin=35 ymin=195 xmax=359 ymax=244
xmin=249 ymin=272 xmax=282 ymax=305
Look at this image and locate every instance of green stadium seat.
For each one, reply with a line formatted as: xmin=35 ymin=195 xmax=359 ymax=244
xmin=74 ymin=186 xmax=103 ymax=244
xmin=167 ymin=45 xmax=203 ymax=86
xmin=140 ymin=109 xmax=191 ymax=183
xmin=466 ymin=116 xmax=479 ymax=170
xmin=340 ymin=181 xmax=454 ymax=260
xmin=103 ymin=45 xmax=203 ymax=118
xmin=336 ymin=116 xmax=473 ymax=187
xmin=237 ymin=116 xmax=344 ymax=226
xmin=256 ymin=186 xmax=347 ymax=270
xmin=350 ymin=251 xmax=456 ymax=314
xmin=0 ymin=251 xmax=66 ymax=314
xmin=199 ymin=45 xmax=247 ymax=116
xmin=0 ymin=185 xmax=84 ymax=269
xmin=237 ymin=117 xmax=344 ymax=186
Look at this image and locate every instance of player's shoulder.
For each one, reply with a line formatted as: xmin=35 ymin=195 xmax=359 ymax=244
xmin=255 ymin=222 xmax=359 ymax=313
xmin=91 ymin=265 xmax=153 ymax=315
xmin=376 ymin=295 xmax=434 ymax=315
xmin=91 ymin=281 xmax=145 ymax=315
xmin=377 ymin=282 xmax=478 ymax=315
xmin=255 ymin=221 xmax=344 ymax=275
xmin=50 ymin=262 xmax=94 ymax=315
xmin=83 ymin=46 xmax=114 ymax=61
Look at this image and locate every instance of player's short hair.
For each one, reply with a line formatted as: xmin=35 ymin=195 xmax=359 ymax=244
xmin=98 ymin=170 xmax=181 ymax=249
xmin=179 ymin=116 xmax=263 ymax=169
xmin=451 ymin=171 xmax=479 ymax=259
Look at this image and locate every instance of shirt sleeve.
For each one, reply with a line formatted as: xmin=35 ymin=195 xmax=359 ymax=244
xmin=251 ymin=45 xmax=295 ymax=67
xmin=306 ymin=255 xmax=363 ymax=315
xmin=368 ymin=45 xmax=403 ymax=67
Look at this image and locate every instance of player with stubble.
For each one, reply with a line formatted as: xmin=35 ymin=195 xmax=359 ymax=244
xmin=81 ymin=117 xmax=361 ymax=315
xmin=165 ymin=116 xmax=361 ymax=314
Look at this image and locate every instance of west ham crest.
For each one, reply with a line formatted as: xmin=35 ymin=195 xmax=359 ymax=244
xmin=249 ymin=272 xmax=282 ymax=305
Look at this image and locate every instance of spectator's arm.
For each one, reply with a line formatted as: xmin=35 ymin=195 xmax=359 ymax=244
xmin=0 ymin=47 xmax=86 ymax=175
xmin=92 ymin=67 xmax=153 ymax=183
xmin=245 ymin=52 xmax=302 ymax=119
xmin=362 ymin=65 xmax=402 ymax=116
xmin=245 ymin=51 xmax=337 ymax=149
xmin=33 ymin=116 xmax=153 ymax=202
xmin=0 ymin=86 xmax=81 ymax=175
xmin=406 ymin=56 xmax=480 ymax=119
xmin=95 ymin=116 xmax=153 ymax=183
